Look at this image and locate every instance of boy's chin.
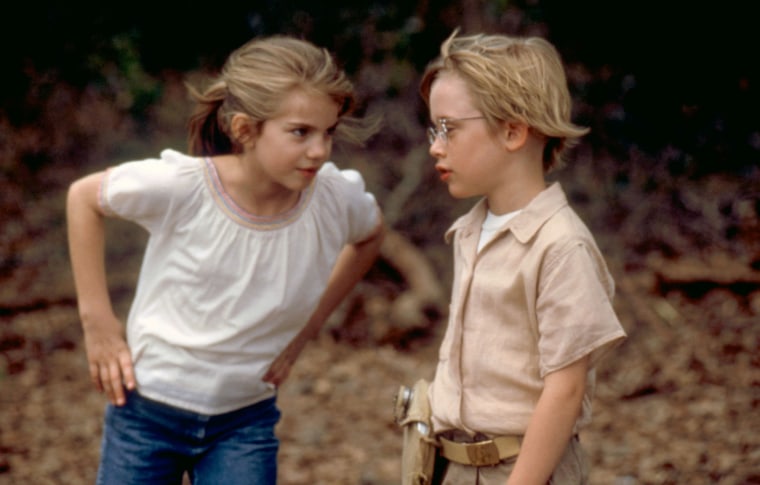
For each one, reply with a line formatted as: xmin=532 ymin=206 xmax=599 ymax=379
xmin=446 ymin=186 xmax=476 ymax=200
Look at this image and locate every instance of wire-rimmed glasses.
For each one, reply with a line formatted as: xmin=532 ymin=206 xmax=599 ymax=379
xmin=427 ymin=116 xmax=486 ymax=145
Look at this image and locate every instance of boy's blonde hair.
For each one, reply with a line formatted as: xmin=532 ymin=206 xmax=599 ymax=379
xmin=420 ymin=31 xmax=589 ymax=172
xmin=187 ymin=36 xmax=358 ymax=156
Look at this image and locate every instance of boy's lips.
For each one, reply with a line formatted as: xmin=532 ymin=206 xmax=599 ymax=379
xmin=436 ymin=165 xmax=451 ymax=182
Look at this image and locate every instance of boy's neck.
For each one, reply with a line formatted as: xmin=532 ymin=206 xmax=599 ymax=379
xmin=487 ymin=176 xmax=545 ymax=215
xmin=487 ymin=136 xmax=547 ymax=215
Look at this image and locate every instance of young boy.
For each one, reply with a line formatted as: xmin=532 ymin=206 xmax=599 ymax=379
xmin=419 ymin=31 xmax=627 ymax=484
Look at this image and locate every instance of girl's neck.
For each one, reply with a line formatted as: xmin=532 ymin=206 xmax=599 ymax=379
xmin=212 ymin=155 xmax=301 ymax=217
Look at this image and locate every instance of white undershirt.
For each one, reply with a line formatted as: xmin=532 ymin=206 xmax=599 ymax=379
xmin=478 ymin=209 xmax=521 ymax=252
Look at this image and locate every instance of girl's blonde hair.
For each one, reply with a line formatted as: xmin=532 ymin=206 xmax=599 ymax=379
xmin=187 ymin=36 xmax=360 ymax=156
xmin=420 ymin=30 xmax=589 ymax=172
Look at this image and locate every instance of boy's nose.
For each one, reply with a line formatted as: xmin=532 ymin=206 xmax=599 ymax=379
xmin=429 ymin=138 xmax=445 ymax=159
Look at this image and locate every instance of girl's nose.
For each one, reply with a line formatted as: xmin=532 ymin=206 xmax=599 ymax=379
xmin=308 ymin=135 xmax=332 ymax=160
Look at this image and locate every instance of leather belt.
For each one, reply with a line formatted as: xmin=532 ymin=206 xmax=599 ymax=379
xmin=439 ymin=435 xmax=521 ymax=467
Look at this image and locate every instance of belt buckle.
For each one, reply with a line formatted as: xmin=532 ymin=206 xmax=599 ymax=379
xmin=466 ymin=439 xmax=501 ymax=466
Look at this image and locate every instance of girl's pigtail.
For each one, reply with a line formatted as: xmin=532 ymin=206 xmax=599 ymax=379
xmin=186 ymin=81 xmax=234 ymax=157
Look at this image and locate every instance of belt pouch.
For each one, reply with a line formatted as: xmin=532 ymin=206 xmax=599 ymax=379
xmin=395 ymin=379 xmax=438 ymax=485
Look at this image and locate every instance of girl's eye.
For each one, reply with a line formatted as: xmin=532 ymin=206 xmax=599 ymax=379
xmin=292 ymin=127 xmax=309 ymax=137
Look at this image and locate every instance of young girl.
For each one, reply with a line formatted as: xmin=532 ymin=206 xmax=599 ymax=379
xmin=66 ymin=35 xmax=384 ymax=485
xmin=419 ymin=31 xmax=626 ymax=484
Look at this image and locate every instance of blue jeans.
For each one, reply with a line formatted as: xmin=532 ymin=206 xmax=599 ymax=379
xmin=96 ymin=391 xmax=280 ymax=485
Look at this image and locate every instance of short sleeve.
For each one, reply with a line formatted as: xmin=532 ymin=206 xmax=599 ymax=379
xmin=99 ymin=152 xmax=191 ymax=233
xmin=535 ymin=241 xmax=626 ymax=376
xmin=319 ymin=163 xmax=380 ymax=243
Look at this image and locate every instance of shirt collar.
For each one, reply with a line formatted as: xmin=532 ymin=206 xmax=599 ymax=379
xmin=444 ymin=182 xmax=569 ymax=244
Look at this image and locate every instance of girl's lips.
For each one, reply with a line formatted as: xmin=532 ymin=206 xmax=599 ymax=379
xmin=297 ymin=167 xmax=319 ymax=178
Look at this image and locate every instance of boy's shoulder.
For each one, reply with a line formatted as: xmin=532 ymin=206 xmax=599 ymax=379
xmin=517 ymin=183 xmax=595 ymax=241
xmin=536 ymin=203 xmax=598 ymax=251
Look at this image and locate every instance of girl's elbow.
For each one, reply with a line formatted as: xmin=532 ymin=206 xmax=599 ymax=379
xmin=359 ymin=216 xmax=386 ymax=249
xmin=370 ymin=220 xmax=386 ymax=247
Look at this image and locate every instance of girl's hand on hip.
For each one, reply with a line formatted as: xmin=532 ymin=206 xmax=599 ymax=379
xmin=82 ymin=314 xmax=136 ymax=406
xmin=263 ymin=337 xmax=307 ymax=387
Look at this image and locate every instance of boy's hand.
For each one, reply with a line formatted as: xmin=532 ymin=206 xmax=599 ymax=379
xmin=82 ymin=314 xmax=135 ymax=406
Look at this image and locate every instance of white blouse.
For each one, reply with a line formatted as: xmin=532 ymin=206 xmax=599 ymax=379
xmin=99 ymin=149 xmax=379 ymax=414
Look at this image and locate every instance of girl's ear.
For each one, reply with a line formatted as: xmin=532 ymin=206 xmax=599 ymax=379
xmin=500 ymin=120 xmax=530 ymax=152
xmin=230 ymin=114 xmax=259 ymax=147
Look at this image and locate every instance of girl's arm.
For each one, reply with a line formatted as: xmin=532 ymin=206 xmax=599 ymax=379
xmin=506 ymin=355 xmax=590 ymax=485
xmin=67 ymin=172 xmax=136 ymax=406
xmin=263 ymin=215 xmax=385 ymax=386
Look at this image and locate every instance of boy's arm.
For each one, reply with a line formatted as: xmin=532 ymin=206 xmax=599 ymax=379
xmin=67 ymin=172 xmax=136 ymax=406
xmin=263 ymin=215 xmax=385 ymax=386
xmin=506 ymin=355 xmax=590 ymax=485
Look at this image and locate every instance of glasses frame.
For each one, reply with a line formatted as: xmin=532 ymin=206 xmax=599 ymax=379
xmin=427 ymin=116 xmax=486 ymax=145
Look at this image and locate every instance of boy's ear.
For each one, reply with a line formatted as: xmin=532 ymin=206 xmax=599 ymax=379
xmin=230 ymin=113 xmax=259 ymax=146
xmin=500 ymin=120 xmax=530 ymax=152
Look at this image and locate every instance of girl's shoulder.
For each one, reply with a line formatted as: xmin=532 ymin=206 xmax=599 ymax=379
xmin=100 ymin=150 xmax=205 ymax=229
xmin=312 ymin=162 xmax=379 ymax=241
xmin=112 ymin=149 xmax=202 ymax=179
xmin=138 ymin=149 xmax=205 ymax=191
xmin=157 ymin=148 xmax=204 ymax=171
xmin=316 ymin=161 xmax=371 ymax=195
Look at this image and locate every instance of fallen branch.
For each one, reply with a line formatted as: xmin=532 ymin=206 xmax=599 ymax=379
xmin=380 ymin=229 xmax=446 ymax=330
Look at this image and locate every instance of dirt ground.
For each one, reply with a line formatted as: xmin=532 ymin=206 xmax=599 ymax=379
xmin=1 ymin=149 xmax=758 ymax=485
xmin=1 ymin=63 xmax=759 ymax=483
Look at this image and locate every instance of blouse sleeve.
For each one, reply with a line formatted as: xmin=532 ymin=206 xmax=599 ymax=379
xmin=319 ymin=162 xmax=380 ymax=244
xmin=98 ymin=154 xmax=184 ymax=233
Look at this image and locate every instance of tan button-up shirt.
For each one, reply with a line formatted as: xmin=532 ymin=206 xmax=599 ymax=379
xmin=429 ymin=183 xmax=626 ymax=436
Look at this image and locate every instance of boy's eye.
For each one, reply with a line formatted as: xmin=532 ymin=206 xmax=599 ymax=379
xmin=292 ymin=127 xmax=308 ymax=137
xmin=440 ymin=124 xmax=455 ymax=137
